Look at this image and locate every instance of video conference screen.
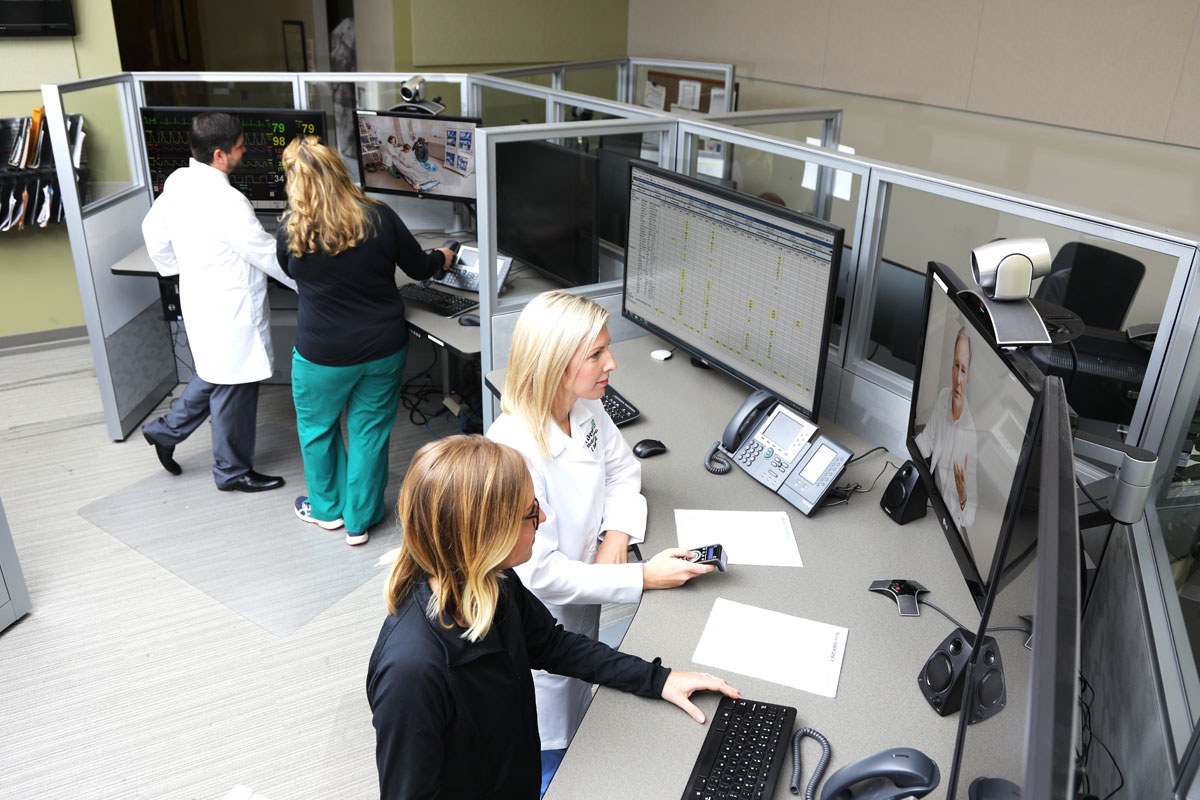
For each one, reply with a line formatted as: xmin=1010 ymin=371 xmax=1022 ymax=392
xmin=354 ymin=109 xmax=481 ymax=203
xmin=140 ymin=106 xmax=326 ymax=211
xmin=909 ymin=271 xmax=1037 ymax=587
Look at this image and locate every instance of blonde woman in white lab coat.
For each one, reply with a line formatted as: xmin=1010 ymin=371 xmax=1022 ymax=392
xmin=486 ymin=290 xmax=714 ymax=796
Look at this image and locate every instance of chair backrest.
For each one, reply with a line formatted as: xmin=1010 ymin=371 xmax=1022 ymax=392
xmin=1039 ymin=242 xmax=1146 ymax=329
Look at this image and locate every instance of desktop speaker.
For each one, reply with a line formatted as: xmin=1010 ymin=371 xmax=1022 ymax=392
xmin=917 ymin=628 xmax=1006 ymax=725
xmin=880 ymin=460 xmax=928 ymax=524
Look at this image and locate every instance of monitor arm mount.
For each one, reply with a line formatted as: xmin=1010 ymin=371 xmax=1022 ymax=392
xmin=1072 ymin=430 xmax=1157 ymax=526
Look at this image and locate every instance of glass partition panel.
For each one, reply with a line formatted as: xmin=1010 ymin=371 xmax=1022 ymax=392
xmin=140 ymin=80 xmax=295 ymax=109
xmin=632 ymin=64 xmax=733 ymax=113
xmin=875 ymin=184 xmax=1175 ymax=442
xmin=300 ymin=80 xmax=466 ymax=169
xmin=478 ymin=85 xmax=546 ymax=126
xmin=62 ymin=84 xmax=136 ymax=206
xmin=1158 ymin=385 xmax=1200 ymax=728
xmin=563 ymin=66 xmax=619 ymax=102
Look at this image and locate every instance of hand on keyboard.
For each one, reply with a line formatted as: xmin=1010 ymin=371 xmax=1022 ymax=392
xmin=661 ymin=671 xmax=741 ymax=724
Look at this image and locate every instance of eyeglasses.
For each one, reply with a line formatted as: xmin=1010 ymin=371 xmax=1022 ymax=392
xmin=521 ymin=498 xmax=541 ymax=531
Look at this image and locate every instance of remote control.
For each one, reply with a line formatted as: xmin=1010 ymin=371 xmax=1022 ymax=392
xmin=685 ymin=544 xmax=728 ymax=572
xmin=868 ymin=579 xmax=928 ymax=617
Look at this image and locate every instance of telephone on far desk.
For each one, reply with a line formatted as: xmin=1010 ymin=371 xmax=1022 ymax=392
xmin=704 ymin=389 xmax=853 ymax=516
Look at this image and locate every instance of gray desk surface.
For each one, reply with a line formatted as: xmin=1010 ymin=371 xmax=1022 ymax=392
xmin=543 ymin=335 xmax=1030 ymax=799
xmin=110 ymin=239 xmax=486 ymax=357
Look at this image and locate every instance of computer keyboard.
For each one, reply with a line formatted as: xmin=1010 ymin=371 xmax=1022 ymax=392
xmin=681 ymin=696 xmax=797 ymax=800
xmin=398 ymin=283 xmax=478 ymax=317
xmin=602 ymin=384 xmax=640 ymax=427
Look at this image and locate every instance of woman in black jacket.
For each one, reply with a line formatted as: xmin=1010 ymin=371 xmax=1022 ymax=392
xmin=366 ymin=435 xmax=739 ymax=799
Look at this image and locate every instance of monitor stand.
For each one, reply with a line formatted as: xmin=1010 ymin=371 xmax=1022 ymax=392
xmin=444 ymin=202 xmax=473 ymax=237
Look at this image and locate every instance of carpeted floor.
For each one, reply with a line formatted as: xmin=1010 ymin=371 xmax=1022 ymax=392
xmin=78 ymin=395 xmax=439 ymax=637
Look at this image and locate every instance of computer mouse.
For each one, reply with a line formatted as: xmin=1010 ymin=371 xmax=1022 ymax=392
xmin=650 ymin=349 xmax=673 ymax=361
xmin=458 ymin=314 xmax=480 ymax=327
xmin=633 ymin=439 xmax=667 ymax=458
xmin=968 ymin=776 xmax=1021 ymax=800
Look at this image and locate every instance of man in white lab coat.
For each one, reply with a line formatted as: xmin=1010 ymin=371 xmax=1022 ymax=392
xmin=141 ymin=112 xmax=298 ymax=492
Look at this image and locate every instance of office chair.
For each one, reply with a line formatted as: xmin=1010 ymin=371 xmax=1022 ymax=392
xmin=1034 ymin=242 xmax=1146 ymax=330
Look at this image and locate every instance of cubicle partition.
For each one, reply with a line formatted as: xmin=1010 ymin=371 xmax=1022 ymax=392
xmin=43 ymin=75 xmax=174 ymax=441
xmin=41 ymin=59 xmax=1200 ymax=795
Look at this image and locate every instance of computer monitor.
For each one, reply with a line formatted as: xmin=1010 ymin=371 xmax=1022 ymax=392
xmin=354 ymin=109 xmax=480 ymax=203
xmin=621 ymin=163 xmax=844 ymax=422
xmin=495 ymin=139 xmax=599 ymax=288
xmin=946 ymin=375 xmax=1081 ymax=798
xmin=140 ymin=106 xmax=327 ymax=212
xmin=908 ymin=262 xmax=1041 ymax=609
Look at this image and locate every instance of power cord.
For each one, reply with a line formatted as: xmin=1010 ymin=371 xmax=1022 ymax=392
xmin=821 ymin=459 xmax=900 ymax=508
xmin=789 ymin=727 xmax=831 ymax=799
xmin=1075 ymin=671 xmax=1124 ymax=800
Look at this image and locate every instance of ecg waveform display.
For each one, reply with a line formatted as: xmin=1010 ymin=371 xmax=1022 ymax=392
xmin=141 ymin=107 xmax=326 ymax=210
xmin=622 ymin=165 xmax=844 ymax=419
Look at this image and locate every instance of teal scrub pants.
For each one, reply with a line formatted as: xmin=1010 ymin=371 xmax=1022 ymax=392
xmin=291 ymin=347 xmax=407 ymax=533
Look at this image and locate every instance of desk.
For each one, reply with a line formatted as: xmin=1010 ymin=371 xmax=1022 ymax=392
xmin=543 ymin=335 xmax=1029 ymax=799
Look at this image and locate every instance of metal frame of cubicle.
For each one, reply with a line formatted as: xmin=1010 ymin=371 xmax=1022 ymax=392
xmin=42 ymin=60 xmax=1200 ymax=794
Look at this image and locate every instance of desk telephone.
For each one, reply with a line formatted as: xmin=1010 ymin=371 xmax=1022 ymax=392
xmin=705 ymin=390 xmax=853 ymax=516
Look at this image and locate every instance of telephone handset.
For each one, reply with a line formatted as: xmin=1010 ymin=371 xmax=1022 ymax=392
xmin=818 ymin=746 xmax=940 ymax=800
xmin=706 ymin=390 xmax=853 ymax=516
xmin=704 ymin=389 xmax=777 ymax=475
xmin=721 ymin=389 xmax=777 ymax=453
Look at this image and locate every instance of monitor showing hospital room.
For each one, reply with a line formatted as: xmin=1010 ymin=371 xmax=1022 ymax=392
xmin=354 ymin=109 xmax=481 ymax=203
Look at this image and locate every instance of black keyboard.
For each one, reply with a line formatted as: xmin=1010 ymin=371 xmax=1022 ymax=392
xmin=602 ymin=384 xmax=640 ymax=427
xmin=398 ymin=283 xmax=478 ymax=317
xmin=681 ymin=696 xmax=797 ymax=800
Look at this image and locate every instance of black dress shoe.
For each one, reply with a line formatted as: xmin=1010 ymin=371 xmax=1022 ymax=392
xmin=143 ymin=429 xmax=182 ymax=476
xmin=217 ymin=471 xmax=286 ymax=493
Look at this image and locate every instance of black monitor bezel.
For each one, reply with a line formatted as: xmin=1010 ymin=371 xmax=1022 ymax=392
xmin=620 ymin=162 xmax=844 ymax=423
xmin=495 ymin=138 xmax=600 ymax=289
xmin=353 ymin=109 xmax=482 ymax=204
xmin=139 ymin=105 xmax=328 ymax=209
xmin=1021 ymin=375 xmax=1081 ymax=798
xmin=945 ymin=375 xmax=1081 ymax=798
xmin=906 ymin=261 xmax=1044 ymax=609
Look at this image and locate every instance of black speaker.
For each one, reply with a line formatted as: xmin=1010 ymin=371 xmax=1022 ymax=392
xmin=880 ymin=460 xmax=928 ymax=524
xmin=917 ymin=628 xmax=1006 ymax=725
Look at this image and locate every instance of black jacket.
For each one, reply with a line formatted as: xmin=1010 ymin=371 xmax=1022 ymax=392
xmin=366 ymin=570 xmax=669 ymax=799
xmin=275 ymin=204 xmax=443 ymax=366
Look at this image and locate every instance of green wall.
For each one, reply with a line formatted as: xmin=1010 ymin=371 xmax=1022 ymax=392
xmin=0 ymin=3 xmax=121 ymax=339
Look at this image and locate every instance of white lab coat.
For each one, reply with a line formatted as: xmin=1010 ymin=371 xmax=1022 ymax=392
xmin=141 ymin=159 xmax=296 ymax=385
xmin=487 ymin=397 xmax=647 ymax=750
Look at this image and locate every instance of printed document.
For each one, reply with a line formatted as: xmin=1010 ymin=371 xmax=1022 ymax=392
xmin=693 ymin=598 xmax=848 ymax=698
xmin=675 ymin=509 xmax=802 ymax=567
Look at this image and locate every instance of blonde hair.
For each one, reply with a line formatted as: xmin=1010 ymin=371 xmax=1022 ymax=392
xmin=501 ymin=291 xmax=609 ymax=457
xmin=281 ymin=135 xmax=382 ymax=258
xmin=385 ymin=435 xmax=530 ymax=642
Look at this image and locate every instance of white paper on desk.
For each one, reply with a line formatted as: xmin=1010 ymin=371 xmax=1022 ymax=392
xmin=675 ymin=509 xmax=802 ymax=567
xmin=694 ymin=598 xmax=848 ymax=698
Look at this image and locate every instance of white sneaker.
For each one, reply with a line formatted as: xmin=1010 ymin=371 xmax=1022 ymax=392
xmin=294 ymin=496 xmax=344 ymax=531
xmin=346 ymin=529 xmax=369 ymax=546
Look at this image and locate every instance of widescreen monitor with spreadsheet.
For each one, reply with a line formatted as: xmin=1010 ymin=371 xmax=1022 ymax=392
xmin=620 ymin=162 xmax=844 ymax=421
xmin=140 ymin=107 xmax=326 ymax=211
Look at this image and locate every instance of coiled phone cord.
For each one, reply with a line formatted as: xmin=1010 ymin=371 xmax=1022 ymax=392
xmin=703 ymin=441 xmax=733 ymax=475
xmin=789 ymin=727 xmax=831 ymax=799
